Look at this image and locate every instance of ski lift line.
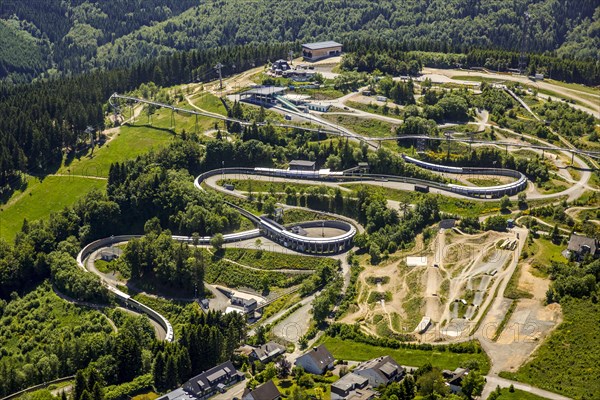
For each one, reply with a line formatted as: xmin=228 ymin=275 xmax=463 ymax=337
xmin=109 ymin=93 xmax=345 ymax=135
xmin=109 ymin=94 xmax=599 ymax=160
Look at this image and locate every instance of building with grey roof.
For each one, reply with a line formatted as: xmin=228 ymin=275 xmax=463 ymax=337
xmin=294 ymin=344 xmax=334 ymax=375
xmin=567 ymin=234 xmax=599 ymax=260
xmin=240 ymin=86 xmax=287 ymax=105
xmin=242 ymin=380 xmax=281 ymax=400
xmin=250 ymin=341 xmax=286 ymax=363
xmin=331 ymin=373 xmax=376 ymax=400
xmin=181 ymin=360 xmax=244 ymax=399
xmin=289 ymin=160 xmax=316 ymax=171
xmin=302 ymin=41 xmax=342 ymax=61
xmin=353 ymin=356 xmax=405 ymax=387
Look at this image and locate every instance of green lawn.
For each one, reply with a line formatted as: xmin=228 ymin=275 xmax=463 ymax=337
xmin=319 ymin=336 xmax=490 ymax=373
xmin=341 ymin=183 xmax=502 ymax=218
xmin=0 ymin=176 xmax=106 ymax=242
xmin=322 ymin=114 xmax=397 ymax=138
xmin=345 ymin=100 xmax=403 ymax=120
xmin=188 ymin=91 xmax=228 ymax=115
xmin=451 ymin=75 xmax=505 ymax=84
xmin=1 ymin=125 xmax=174 ymax=242
xmin=491 ymin=388 xmax=548 ymax=400
xmin=466 ymin=177 xmax=505 ymax=187
xmin=525 ymin=237 xmax=565 ymax=275
xmin=60 ymin=125 xmax=174 ymax=178
xmin=545 ymin=79 xmax=600 ymax=97
xmin=499 ymin=299 xmax=600 ymax=399
xmin=223 ymin=248 xmax=338 ymax=270
xmin=218 ymin=178 xmax=327 ymax=194
xmin=273 ymin=375 xmax=336 ymax=398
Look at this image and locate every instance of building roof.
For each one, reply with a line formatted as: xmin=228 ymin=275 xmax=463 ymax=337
xmin=443 ymin=367 xmax=469 ymax=386
xmin=183 ymin=360 xmax=242 ymax=395
xmin=252 ymin=342 xmax=286 ymax=362
xmin=243 ymin=86 xmax=287 ymax=96
xmin=355 ymin=356 xmax=404 ymax=381
xmin=439 ymin=219 xmax=456 ymax=229
xmin=332 ymin=373 xmax=369 ymax=392
xmin=567 ymin=234 xmax=598 ymax=254
xmin=157 ymin=388 xmax=194 ymax=400
xmin=289 ymin=160 xmax=316 ymax=168
xmin=302 ymin=41 xmax=343 ymax=50
xmin=297 ymin=344 xmax=334 ymax=370
xmin=243 ymin=380 xmax=281 ymax=400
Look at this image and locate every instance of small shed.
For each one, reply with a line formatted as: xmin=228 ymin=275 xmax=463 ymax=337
xmin=289 ymin=160 xmax=316 ymax=171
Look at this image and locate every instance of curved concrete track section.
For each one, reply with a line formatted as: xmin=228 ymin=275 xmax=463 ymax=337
xmin=401 ymin=155 xmax=528 ymax=197
xmin=77 ymin=237 xmax=175 ymax=342
xmin=194 ymin=170 xmax=357 ymax=254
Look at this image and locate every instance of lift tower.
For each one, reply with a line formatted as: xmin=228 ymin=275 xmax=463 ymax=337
xmin=215 ymin=63 xmax=224 ymax=90
xmin=518 ymin=12 xmax=531 ymax=75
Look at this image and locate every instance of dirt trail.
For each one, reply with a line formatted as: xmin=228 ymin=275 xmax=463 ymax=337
xmin=422 ymin=67 xmax=599 ymax=116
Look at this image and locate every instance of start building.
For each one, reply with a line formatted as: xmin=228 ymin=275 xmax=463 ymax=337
xmin=240 ymin=86 xmax=286 ymax=105
xmin=302 ymin=41 xmax=342 ymax=61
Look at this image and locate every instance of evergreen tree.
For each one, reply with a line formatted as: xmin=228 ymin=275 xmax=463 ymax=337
xmin=74 ymin=370 xmax=88 ymax=400
xmin=165 ymin=355 xmax=178 ymax=389
xmin=152 ymin=352 xmax=166 ymax=390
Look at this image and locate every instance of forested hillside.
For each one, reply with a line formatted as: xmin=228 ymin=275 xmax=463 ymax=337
xmin=1 ymin=0 xmax=598 ymax=81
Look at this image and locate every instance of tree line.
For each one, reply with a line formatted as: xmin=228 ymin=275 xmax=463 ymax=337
xmin=0 ymin=41 xmax=291 ymax=193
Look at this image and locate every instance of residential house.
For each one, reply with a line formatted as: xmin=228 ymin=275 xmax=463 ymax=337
xmin=250 ymin=342 xmax=286 ymax=364
xmin=442 ymin=368 xmax=469 ymax=394
xmin=294 ymin=344 xmax=334 ymax=375
xmin=353 ymin=356 xmax=405 ymax=387
xmin=331 ymin=373 xmax=376 ymax=400
xmin=182 ymin=360 xmax=245 ymax=399
xmin=567 ymin=234 xmax=599 ymax=260
xmin=271 ymin=59 xmax=291 ymax=74
xmin=156 ymin=388 xmax=194 ymax=400
xmin=242 ymin=380 xmax=281 ymax=400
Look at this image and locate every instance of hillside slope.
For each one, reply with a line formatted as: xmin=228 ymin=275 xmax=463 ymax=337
xmin=0 ymin=0 xmax=598 ymax=81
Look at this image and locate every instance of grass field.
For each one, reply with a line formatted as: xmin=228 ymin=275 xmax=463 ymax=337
xmin=0 ymin=124 xmax=174 ymax=242
xmin=0 ymin=176 xmax=107 ymax=242
xmin=491 ymin=388 xmax=548 ymax=400
xmin=545 ymin=79 xmax=600 ymax=96
xmin=273 ymin=375 xmax=336 ymax=398
xmin=341 ymin=183 xmax=502 ymax=218
xmin=218 ymin=178 xmax=327 ymax=194
xmin=321 ymin=114 xmax=397 ymax=138
xmin=130 ymin=392 xmax=160 ymax=400
xmin=452 ymin=75 xmax=505 ymax=84
xmin=60 ymin=125 xmax=174 ymax=178
xmin=499 ymin=299 xmax=600 ymax=399
xmin=345 ymin=100 xmax=403 ymax=120
xmin=319 ymin=336 xmax=490 ymax=373
xmin=466 ymin=177 xmax=506 ymax=187
xmin=525 ymin=237 xmax=564 ymax=275
xmin=223 ymin=248 xmax=338 ymax=270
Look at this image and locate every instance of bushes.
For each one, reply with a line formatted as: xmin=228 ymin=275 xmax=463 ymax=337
xmin=326 ymin=323 xmax=489 ymax=353
xmin=484 ymin=215 xmax=507 ymax=232
xmin=104 ymin=374 xmax=153 ymax=400
xmin=49 ymin=251 xmax=109 ymax=303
